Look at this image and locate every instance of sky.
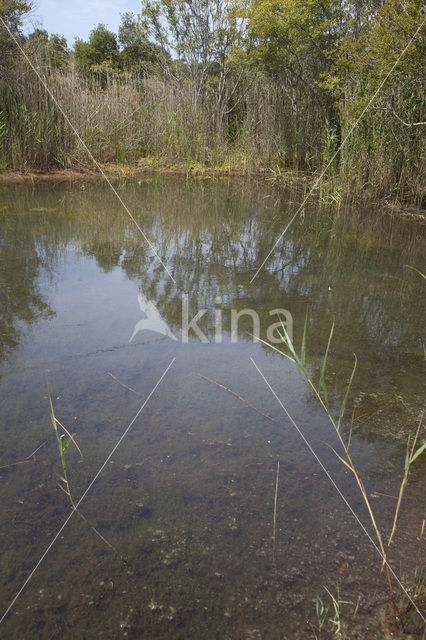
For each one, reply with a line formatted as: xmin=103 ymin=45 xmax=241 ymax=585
xmin=25 ymin=0 xmax=143 ymax=45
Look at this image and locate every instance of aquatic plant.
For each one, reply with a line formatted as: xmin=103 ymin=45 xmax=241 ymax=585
xmin=314 ymin=595 xmax=329 ymax=632
xmin=324 ymin=584 xmax=352 ymax=637
xmin=47 ymin=379 xmax=123 ymax=558
xmin=405 ymin=265 xmax=426 ymax=281
xmin=313 ymin=584 xmax=359 ymax=639
xmin=0 ymin=24 xmax=423 ymax=207
xmin=258 ymin=314 xmax=425 ymax=631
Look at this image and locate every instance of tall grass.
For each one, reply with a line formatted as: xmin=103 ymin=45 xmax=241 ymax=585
xmin=0 ymin=56 xmax=324 ymax=173
xmin=259 ymin=315 xmax=425 ymax=628
xmin=0 ymin=49 xmax=423 ymax=206
xmin=47 ymin=379 xmax=124 ymax=559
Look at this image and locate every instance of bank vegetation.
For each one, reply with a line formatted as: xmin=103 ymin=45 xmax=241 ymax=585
xmin=0 ymin=0 xmax=424 ymax=207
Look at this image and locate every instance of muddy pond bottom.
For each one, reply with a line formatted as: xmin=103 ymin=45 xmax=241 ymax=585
xmin=0 ymin=177 xmax=424 ymax=639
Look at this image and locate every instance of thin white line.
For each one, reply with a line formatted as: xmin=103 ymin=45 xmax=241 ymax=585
xmin=0 ymin=357 xmax=176 ymax=625
xmin=250 ymin=16 xmax=426 ymax=284
xmin=0 ymin=17 xmax=175 ymax=284
xmin=250 ymin=356 xmax=426 ymax=624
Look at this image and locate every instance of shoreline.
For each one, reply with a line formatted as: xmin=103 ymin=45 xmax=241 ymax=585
xmin=0 ymin=163 xmax=268 ymax=183
xmin=0 ymin=164 xmax=424 ymax=218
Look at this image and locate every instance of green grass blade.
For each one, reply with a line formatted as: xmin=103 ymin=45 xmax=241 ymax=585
xmin=337 ymin=354 xmax=357 ymax=432
xmin=301 ymin=309 xmax=309 ymax=367
xmin=404 ymin=437 xmax=410 ymax=475
xmin=281 ymin=321 xmax=309 ymax=378
xmin=251 ymin=333 xmax=294 ymax=362
xmin=47 ymin=379 xmax=59 ymax=438
xmin=347 ymin=407 xmax=356 ymax=451
xmin=63 ymin=437 xmax=76 ymax=454
xmin=404 ymin=265 xmax=426 ymax=280
xmin=411 ymin=441 xmax=426 ymax=463
xmin=319 ymin=319 xmax=334 ymax=411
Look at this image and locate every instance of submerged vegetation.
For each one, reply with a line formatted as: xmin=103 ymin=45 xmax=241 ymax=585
xmin=0 ymin=178 xmax=424 ymax=637
xmin=0 ymin=1 xmax=424 ymax=207
xmin=47 ymin=379 xmax=123 ymax=559
xmin=259 ymin=313 xmax=425 ymax=637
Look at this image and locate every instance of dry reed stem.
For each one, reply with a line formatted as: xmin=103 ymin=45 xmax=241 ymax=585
xmin=198 ymin=374 xmax=276 ymax=422
xmin=0 ymin=442 xmax=46 ymax=470
xmin=272 ymin=460 xmax=280 ymax=561
xmin=107 ymin=371 xmax=141 ymax=396
xmin=415 ymin=515 xmax=425 ymax=579
xmin=55 ymin=418 xmax=83 ymax=458
xmin=70 ymin=496 xmax=126 ymax=562
xmin=383 ymin=411 xmax=424 ymax=570
xmin=371 ymin=492 xmax=398 ymax=500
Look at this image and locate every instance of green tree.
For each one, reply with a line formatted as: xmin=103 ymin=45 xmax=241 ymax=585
xmin=243 ymin=0 xmax=342 ymax=92
xmin=328 ymin=0 xmax=425 ymax=105
xmin=26 ymin=28 xmax=69 ymax=70
xmin=118 ymin=11 xmax=164 ymax=73
xmin=241 ymin=0 xmax=344 ymax=167
xmin=140 ymin=0 xmax=246 ymax=124
xmin=118 ymin=11 xmax=140 ymax=48
xmin=0 ymin=0 xmax=33 ymax=71
xmin=326 ymin=0 xmax=425 ymax=202
xmin=74 ymin=23 xmax=121 ymax=77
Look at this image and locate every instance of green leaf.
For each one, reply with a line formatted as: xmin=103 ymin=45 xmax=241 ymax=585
xmin=47 ymin=378 xmax=59 ymax=437
xmin=63 ymin=437 xmax=76 ymax=454
xmin=404 ymin=265 xmax=426 ymax=281
xmin=337 ymin=354 xmax=357 ymax=432
xmin=347 ymin=406 xmax=356 ymax=451
xmin=411 ymin=441 xmax=426 ymax=463
xmin=301 ymin=308 xmax=308 ymax=367
xmin=319 ymin=319 xmax=334 ymax=411
xmin=404 ymin=437 xmax=410 ymax=475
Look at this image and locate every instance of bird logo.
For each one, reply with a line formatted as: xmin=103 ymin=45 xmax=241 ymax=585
xmin=129 ymin=293 xmax=178 ymax=343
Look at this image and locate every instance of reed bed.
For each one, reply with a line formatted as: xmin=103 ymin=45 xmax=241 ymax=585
xmin=1 ymin=55 xmax=422 ymax=207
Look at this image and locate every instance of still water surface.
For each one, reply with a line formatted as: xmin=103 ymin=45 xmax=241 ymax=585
xmin=0 ymin=177 xmax=424 ymax=639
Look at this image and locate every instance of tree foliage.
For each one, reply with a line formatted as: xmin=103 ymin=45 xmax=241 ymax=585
xmin=0 ymin=0 xmax=33 ymax=71
xmin=74 ymin=23 xmax=121 ymax=76
xmin=73 ymin=15 xmax=165 ymax=78
xmin=118 ymin=12 xmax=165 ymax=72
xmin=0 ymin=0 xmax=424 ymax=204
xmin=140 ymin=0 xmax=247 ymax=130
xmin=26 ymin=28 xmax=69 ymax=70
xmin=328 ymin=0 xmax=425 ymax=101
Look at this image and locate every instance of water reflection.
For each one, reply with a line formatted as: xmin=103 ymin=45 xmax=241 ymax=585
xmin=1 ymin=179 xmax=423 ymax=396
xmin=0 ymin=178 xmax=424 ymax=639
xmin=0 ymin=207 xmax=54 ymax=367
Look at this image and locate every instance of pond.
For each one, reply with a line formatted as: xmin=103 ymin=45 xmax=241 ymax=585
xmin=0 ymin=177 xmax=424 ymax=639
